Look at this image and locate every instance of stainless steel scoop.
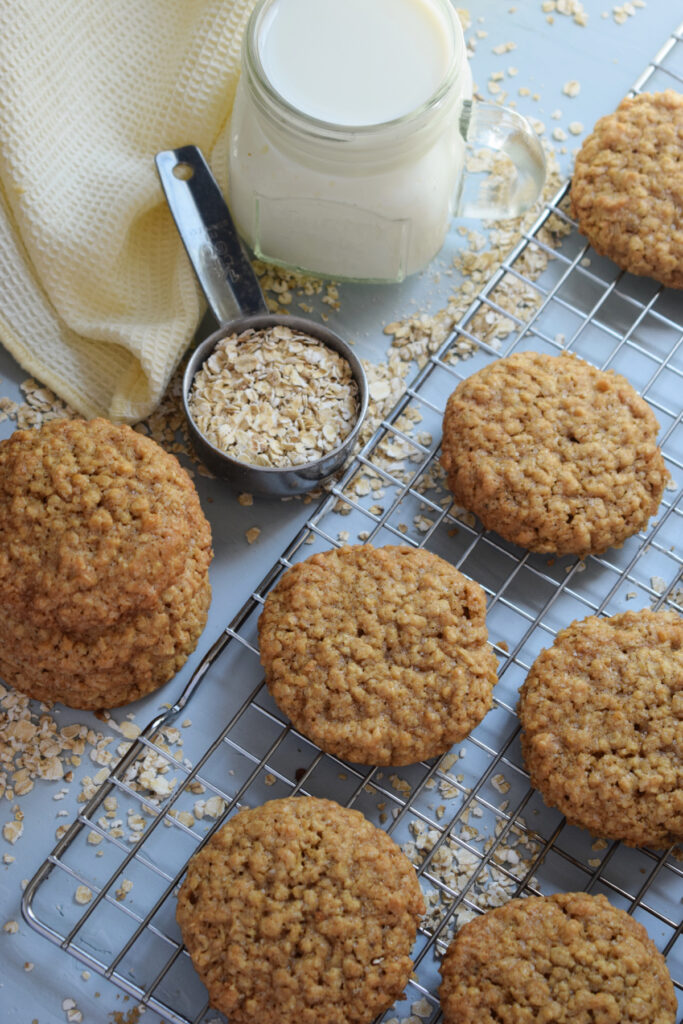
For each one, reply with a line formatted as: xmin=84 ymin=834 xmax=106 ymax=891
xmin=155 ymin=145 xmax=368 ymax=497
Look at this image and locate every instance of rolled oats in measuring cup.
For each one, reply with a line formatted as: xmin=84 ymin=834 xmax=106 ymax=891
xmin=227 ymin=0 xmax=546 ymax=283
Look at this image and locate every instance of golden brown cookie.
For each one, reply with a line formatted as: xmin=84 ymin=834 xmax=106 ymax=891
xmin=0 ymin=417 xmax=197 ymax=631
xmin=176 ymin=796 xmax=425 ymax=1024
xmin=0 ymin=418 xmax=212 ymax=708
xmin=257 ymin=544 xmax=498 ymax=765
xmin=441 ymin=351 xmax=667 ymax=557
xmin=519 ymin=609 xmax=683 ymax=848
xmin=570 ymin=90 xmax=683 ymax=289
xmin=439 ymin=892 xmax=677 ymax=1024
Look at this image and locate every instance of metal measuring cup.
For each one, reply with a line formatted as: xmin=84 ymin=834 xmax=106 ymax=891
xmin=155 ymin=145 xmax=368 ymax=497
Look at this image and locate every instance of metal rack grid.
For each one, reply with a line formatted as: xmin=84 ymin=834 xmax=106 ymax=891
xmin=23 ymin=21 xmax=683 ymax=1024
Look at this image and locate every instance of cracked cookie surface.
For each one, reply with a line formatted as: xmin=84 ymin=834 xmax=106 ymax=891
xmin=570 ymin=90 xmax=683 ymax=289
xmin=0 ymin=418 xmax=212 ymax=708
xmin=258 ymin=544 xmax=498 ymax=765
xmin=176 ymin=796 xmax=425 ymax=1024
xmin=519 ymin=609 xmax=683 ymax=848
xmin=441 ymin=351 xmax=667 ymax=557
xmin=439 ymin=891 xmax=676 ymax=1024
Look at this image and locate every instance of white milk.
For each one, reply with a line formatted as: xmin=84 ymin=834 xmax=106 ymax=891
xmin=228 ymin=0 xmax=471 ymax=281
xmin=258 ymin=0 xmax=452 ymax=126
xmin=228 ymin=0 xmax=544 ymax=281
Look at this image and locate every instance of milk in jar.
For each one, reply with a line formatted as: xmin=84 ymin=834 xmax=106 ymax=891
xmin=258 ymin=0 xmax=452 ymax=126
xmin=227 ymin=0 xmax=544 ymax=281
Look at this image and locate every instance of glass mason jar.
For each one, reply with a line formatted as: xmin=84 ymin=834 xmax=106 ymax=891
xmin=227 ymin=0 xmax=545 ymax=283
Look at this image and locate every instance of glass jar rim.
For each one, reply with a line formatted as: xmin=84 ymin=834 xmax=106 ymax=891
xmin=243 ymin=0 xmax=465 ymax=140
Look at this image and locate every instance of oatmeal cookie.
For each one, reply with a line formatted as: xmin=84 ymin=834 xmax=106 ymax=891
xmin=0 ymin=418 xmax=212 ymax=708
xmin=441 ymin=351 xmax=667 ymax=557
xmin=257 ymin=544 xmax=498 ymax=765
xmin=0 ymin=417 xmax=198 ymax=631
xmin=570 ymin=90 xmax=683 ymax=289
xmin=439 ymin=891 xmax=676 ymax=1024
xmin=176 ymin=796 xmax=425 ymax=1024
xmin=0 ymin=531 xmax=212 ymax=709
xmin=519 ymin=609 xmax=683 ymax=848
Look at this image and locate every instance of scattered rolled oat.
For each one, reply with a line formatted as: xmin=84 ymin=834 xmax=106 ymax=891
xmin=613 ymin=2 xmax=639 ymax=23
xmin=2 ymin=819 xmax=22 ymax=844
xmin=245 ymin=527 xmax=261 ymax=545
xmin=115 ymin=878 xmax=133 ymax=901
xmin=543 ymin=0 xmax=589 ymax=23
xmin=111 ymin=720 xmax=141 ymax=741
xmin=402 ymin=815 xmax=541 ymax=944
xmin=61 ymin=997 xmax=84 ymax=1024
xmin=369 ymin=379 xmax=392 ymax=402
xmin=411 ymin=997 xmax=433 ymax=1018
xmin=194 ymin=795 xmax=226 ymax=820
xmin=456 ymin=7 xmax=472 ymax=30
xmin=74 ymin=885 xmax=93 ymax=905
xmin=188 ymin=325 xmax=359 ymax=468
xmin=491 ymin=773 xmax=511 ymax=794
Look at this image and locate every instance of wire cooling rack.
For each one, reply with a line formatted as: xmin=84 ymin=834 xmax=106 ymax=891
xmin=23 ymin=21 xmax=683 ymax=1024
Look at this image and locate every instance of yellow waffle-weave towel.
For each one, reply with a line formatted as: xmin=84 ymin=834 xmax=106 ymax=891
xmin=0 ymin=0 xmax=255 ymax=423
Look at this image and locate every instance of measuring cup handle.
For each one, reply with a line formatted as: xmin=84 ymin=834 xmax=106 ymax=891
xmin=456 ymin=100 xmax=546 ymax=219
xmin=155 ymin=145 xmax=268 ymax=324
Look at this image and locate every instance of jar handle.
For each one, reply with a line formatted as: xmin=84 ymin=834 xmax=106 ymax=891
xmin=456 ymin=100 xmax=546 ymax=219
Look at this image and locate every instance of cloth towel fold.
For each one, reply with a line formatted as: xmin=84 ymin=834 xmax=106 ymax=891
xmin=0 ymin=0 xmax=255 ymax=423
